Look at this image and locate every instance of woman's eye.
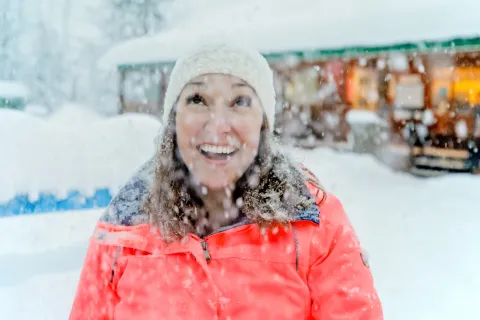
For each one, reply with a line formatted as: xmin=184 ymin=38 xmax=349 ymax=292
xmin=233 ymin=96 xmax=251 ymax=107
xmin=186 ymin=94 xmax=205 ymax=105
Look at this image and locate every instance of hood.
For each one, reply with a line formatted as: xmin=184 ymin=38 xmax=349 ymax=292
xmin=100 ymin=153 xmax=320 ymax=231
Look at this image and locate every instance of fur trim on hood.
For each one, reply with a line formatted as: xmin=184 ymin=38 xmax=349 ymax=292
xmin=101 ymin=147 xmax=322 ymax=241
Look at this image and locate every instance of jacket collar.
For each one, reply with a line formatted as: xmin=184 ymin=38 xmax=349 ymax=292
xmin=101 ymin=158 xmax=320 ymax=228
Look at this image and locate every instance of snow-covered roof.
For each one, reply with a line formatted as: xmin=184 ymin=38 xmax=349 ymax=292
xmin=0 ymin=81 xmax=29 ymax=98
xmin=99 ymin=0 xmax=480 ymax=69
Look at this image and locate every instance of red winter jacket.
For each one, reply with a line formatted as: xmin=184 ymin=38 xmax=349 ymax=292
xmin=69 ymin=167 xmax=383 ymax=319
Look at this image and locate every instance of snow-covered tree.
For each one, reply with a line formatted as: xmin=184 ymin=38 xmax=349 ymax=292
xmin=101 ymin=0 xmax=168 ymax=42
xmin=22 ymin=22 xmax=68 ymax=107
xmin=2 ymin=0 xmax=170 ymax=112
xmin=70 ymin=34 xmax=119 ymax=115
xmin=0 ymin=0 xmax=25 ymax=80
xmin=80 ymin=0 xmax=171 ymax=115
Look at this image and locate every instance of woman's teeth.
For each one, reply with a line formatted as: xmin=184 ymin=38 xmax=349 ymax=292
xmin=199 ymin=144 xmax=237 ymax=154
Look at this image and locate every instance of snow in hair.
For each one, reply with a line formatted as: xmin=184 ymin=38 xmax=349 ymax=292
xmin=143 ymin=114 xmax=315 ymax=241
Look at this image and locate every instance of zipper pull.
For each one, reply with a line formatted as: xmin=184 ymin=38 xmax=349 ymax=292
xmin=201 ymin=241 xmax=211 ymax=263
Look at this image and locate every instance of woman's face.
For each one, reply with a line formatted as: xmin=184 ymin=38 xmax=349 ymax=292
xmin=176 ymin=73 xmax=264 ymax=190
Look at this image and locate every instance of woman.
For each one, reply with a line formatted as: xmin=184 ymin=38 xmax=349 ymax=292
xmin=69 ymin=42 xmax=383 ymax=319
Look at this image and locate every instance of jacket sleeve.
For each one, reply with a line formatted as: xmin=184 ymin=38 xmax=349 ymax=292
xmin=308 ymin=194 xmax=384 ymax=319
xmin=69 ymin=226 xmax=122 ymax=320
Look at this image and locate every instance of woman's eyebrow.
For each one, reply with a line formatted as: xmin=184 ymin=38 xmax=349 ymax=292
xmin=232 ymin=82 xmax=250 ymax=88
xmin=185 ymin=81 xmax=205 ymax=87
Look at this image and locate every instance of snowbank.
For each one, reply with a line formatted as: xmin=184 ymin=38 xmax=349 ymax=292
xmin=0 ymin=80 xmax=28 ymax=98
xmin=346 ymin=109 xmax=387 ymax=126
xmin=99 ymin=0 xmax=480 ymax=68
xmin=0 ymin=105 xmax=162 ymax=204
xmin=24 ymin=104 xmax=50 ymax=117
xmin=0 ymin=109 xmax=46 ymax=128
xmin=47 ymin=102 xmax=104 ymax=126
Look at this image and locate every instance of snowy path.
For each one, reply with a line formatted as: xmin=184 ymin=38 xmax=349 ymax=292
xmin=1 ymin=148 xmax=479 ymax=319
xmin=0 ymin=210 xmax=101 ymax=320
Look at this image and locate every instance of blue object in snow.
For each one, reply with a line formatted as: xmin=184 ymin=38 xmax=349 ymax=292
xmin=0 ymin=188 xmax=113 ymax=217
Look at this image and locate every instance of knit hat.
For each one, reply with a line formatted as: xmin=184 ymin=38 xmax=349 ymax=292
xmin=162 ymin=41 xmax=276 ymax=131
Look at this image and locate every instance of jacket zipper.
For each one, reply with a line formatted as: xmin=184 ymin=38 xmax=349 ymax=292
xmin=199 ymin=219 xmax=254 ymax=264
xmin=201 ymin=241 xmax=211 ymax=263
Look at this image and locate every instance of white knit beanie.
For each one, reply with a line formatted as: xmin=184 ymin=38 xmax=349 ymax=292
xmin=162 ymin=41 xmax=276 ymax=132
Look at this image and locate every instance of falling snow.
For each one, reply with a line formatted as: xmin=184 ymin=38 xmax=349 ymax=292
xmin=2 ymin=0 xmax=480 ymax=319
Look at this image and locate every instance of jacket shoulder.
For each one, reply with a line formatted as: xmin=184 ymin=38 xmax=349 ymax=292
xmin=299 ymin=164 xmax=327 ymax=205
xmin=91 ymin=220 xmax=157 ymax=253
xmin=101 ymin=158 xmax=155 ymax=226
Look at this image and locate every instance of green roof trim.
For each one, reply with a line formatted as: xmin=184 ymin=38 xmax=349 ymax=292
xmin=0 ymin=97 xmax=26 ymax=109
xmin=118 ymin=36 xmax=480 ymax=71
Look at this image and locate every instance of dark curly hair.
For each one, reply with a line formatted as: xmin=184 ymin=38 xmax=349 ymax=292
xmin=142 ymin=110 xmax=316 ymax=241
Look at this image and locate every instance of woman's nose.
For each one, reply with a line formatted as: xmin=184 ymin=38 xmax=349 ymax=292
xmin=204 ymin=101 xmax=232 ymax=134
xmin=205 ymin=109 xmax=232 ymax=134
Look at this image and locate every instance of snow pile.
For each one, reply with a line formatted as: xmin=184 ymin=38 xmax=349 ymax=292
xmin=0 ymin=80 xmax=28 ymax=98
xmin=0 ymin=105 xmax=162 ymax=203
xmin=455 ymin=120 xmax=468 ymax=138
xmin=422 ymin=109 xmax=436 ymax=126
xmin=47 ymin=102 xmax=104 ymax=126
xmin=346 ymin=109 xmax=387 ymax=126
xmin=24 ymin=104 xmax=50 ymax=117
xmin=388 ymin=53 xmax=409 ymax=71
xmin=0 ymin=109 xmax=46 ymax=129
xmin=99 ymin=0 xmax=480 ymax=68
xmin=0 ymin=147 xmax=479 ymax=319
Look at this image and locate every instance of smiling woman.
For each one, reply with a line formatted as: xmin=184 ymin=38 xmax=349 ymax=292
xmin=156 ymin=73 xmax=267 ymax=234
xmin=69 ymin=42 xmax=383 ymax=320
xmin=176 ymin=74 xmax=264 ymax=188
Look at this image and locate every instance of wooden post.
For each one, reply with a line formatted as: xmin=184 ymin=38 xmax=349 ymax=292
xmin=158 ymin=68 xmax=167 ymax=118
xmin=119 ymin=69 xmax=126 ymax=114
xmin=421 ymin=54 xmax=431 ymax=116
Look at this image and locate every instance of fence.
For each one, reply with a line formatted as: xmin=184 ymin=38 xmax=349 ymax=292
xmin=0 ymin=188 xmax=113 ymax=217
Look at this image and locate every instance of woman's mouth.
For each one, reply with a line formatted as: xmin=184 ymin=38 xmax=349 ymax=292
xmin=197 ymin=144 xmax=239 ymax=161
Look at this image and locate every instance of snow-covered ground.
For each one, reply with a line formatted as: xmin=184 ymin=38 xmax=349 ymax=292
xmin=1 ymin=105 xmax=479 ymax=319
xmin=1 ymin=146 xmax=479 ymax=319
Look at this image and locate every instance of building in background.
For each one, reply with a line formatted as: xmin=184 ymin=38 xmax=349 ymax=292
xmin=98 ymin=0 xmax=480 ymax=175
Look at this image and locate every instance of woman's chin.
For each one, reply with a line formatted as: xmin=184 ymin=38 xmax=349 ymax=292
xmin=195 ymin=173 xmax=236 ymax=191
xmin=200 ymin=179 xmax=232 ymax=191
